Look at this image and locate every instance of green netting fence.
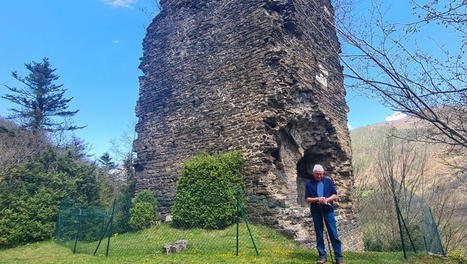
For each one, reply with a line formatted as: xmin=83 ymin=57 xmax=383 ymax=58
xmin=54 ymin=191 xmax=268 ymax=258
xmin=357 ymin=181 xmax=445 ymax=257
xmin=394 ymin=197 xmax=444 ymax=256
xmin=419 ymin=201 xmax=445 ymax=256
xmin=396 ymin=192 xmax=444 ymax=256
xmin=55 ymin=189 xmax=444 ymax=259
xmin=55 ymin=198 xmax=116 ymax=256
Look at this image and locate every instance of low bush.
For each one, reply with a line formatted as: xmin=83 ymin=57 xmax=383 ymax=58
xmin=129 ymin=190 xmax=157 ymax=230
xmin=172 ymin=151 xmax=245 ymax=229
xmin=447 ymin=251 xmax=466 ymax=264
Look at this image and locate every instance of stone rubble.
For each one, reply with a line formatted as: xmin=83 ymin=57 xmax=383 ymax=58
xmin=162 ymin=240 xmax=188 ymax=255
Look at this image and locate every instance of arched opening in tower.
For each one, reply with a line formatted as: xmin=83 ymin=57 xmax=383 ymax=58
xmin=296 ymin=152 xmax=328 ymax=207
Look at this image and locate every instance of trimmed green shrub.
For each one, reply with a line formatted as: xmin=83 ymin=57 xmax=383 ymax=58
xmin=172 ymin=151 xmax=245 ymax=229
xmin=129 ymin=190 xmax=157 ymax=230
xmin=134 ymin=190 xmax=157 ymax=205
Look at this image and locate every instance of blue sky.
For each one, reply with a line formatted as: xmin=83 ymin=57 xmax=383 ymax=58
xmin=0 ymin=0 xmax=396 ymax=159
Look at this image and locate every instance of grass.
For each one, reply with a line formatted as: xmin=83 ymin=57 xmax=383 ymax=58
xmin=0 ymin=223 xmax=461 ymax=264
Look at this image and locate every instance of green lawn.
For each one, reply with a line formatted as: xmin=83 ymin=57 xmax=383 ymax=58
xmin=0 ymin=224 xmax=460 ymax=264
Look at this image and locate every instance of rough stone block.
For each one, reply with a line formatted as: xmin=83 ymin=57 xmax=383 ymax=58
xmin=162 ymin=240 xmax=189 ymax=255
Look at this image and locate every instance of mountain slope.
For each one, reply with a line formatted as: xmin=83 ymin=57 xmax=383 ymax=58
xmin=350 ymin=116 xmax=466 ymax=254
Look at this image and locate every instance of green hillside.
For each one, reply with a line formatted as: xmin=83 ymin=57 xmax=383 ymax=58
xmin=350 ymin=125 xmax=389 ymax=171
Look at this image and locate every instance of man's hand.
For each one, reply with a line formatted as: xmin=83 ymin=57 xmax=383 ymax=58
xmin=325 ymin=194 xmax=337 ymax=204
xmin=318 ymin=197 xmax=326 ymax=204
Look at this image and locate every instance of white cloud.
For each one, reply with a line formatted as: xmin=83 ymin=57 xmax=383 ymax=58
xmin=113 ymin=40 xmax=120 ymax=44
xmin=102 ymin=0 xmax=137 ymax=8
xmin=347 ymin=123 xmax=352 ymax=130
xmin=385 ymin=112 xmax=407 ymax=122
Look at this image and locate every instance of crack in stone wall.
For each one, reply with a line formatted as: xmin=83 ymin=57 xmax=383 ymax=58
xmin=134 ymin=0 xmax=364 ymax=251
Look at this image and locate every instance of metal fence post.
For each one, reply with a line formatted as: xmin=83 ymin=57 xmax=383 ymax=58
xmin=105 ymin=199 xmax=117 ymax=257
xmin=73 ymin=209 xmax=82 ymax=254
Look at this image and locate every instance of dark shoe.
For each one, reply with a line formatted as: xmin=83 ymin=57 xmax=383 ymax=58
xmin=336 ymin=260 xmax=344 ymax=264
xmin=316 ymin=259 xmax=327 ymax=264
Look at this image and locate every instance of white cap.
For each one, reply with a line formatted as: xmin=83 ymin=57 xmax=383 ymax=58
xmin=313 ymin=164 xmax=324 ymax=172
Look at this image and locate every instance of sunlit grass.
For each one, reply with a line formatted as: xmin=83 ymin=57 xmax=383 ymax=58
xmin=0 ymin=223 xmax=460 ymax=264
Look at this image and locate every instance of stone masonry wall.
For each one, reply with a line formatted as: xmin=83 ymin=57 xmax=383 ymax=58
xmin=134 ymin=0 xmax=364 ymax=251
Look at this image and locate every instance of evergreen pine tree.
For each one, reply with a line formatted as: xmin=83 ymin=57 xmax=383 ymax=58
xmin=99 ymin=152 xmax=116 ymax=169
xmin=2 ymin=58 xmax=83 ymax=134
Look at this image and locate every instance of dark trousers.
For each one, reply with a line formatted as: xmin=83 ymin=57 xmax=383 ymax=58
xmin=311 ymin=209 xmax=343 ymax=260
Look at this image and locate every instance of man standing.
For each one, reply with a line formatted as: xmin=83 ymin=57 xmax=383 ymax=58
xmin=305 ymin=164 xmax=344 ymax=264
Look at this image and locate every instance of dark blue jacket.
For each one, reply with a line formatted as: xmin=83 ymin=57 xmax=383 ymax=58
xmin=305 ymin=177 xmax=337 ymax=213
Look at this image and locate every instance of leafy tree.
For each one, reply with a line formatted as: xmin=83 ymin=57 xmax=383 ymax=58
xmin=172 ymin=151 xmax=245 ymax=229
xmin=2 ymin=58 xmax=83 ymax=134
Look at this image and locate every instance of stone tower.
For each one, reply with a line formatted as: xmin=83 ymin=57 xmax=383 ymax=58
xmin=134 ymin=0 xmax=364 ymax=251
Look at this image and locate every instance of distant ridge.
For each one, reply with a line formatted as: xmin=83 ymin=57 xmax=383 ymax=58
xmin=354 ymin=115 xmax=428 ymax=131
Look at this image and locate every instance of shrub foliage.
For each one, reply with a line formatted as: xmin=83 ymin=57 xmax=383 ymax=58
xmin=0 ymin=149 xmax=100 ymax=248
xmin=172 ymin=151 xmax=245 ymax=229
xmin=129 ymin=190 xmax=158 ymax=230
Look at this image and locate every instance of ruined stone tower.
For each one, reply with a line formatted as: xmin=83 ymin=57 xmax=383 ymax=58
xmin=134 ymin=0 xmax=363 ymax=251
